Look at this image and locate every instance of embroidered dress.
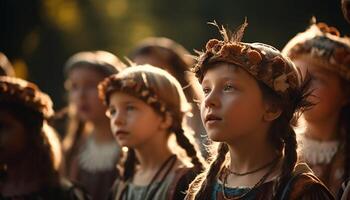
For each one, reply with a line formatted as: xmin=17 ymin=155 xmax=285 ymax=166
xmin=211 ymin=164 xmax=334 ymax=200
xmin=108 ymin=166 xmax=198 ymax=200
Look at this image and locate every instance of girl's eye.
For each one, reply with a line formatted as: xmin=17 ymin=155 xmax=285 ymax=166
xmin=126 ymin=104 xmax=136 ymax=111
xmin=202 ymin=87 xmax=211 ymax=95
xmin=223 ymin=84 xmax=236 ymax=91
xmin=106 ymin=108 xmax=116 ymax=117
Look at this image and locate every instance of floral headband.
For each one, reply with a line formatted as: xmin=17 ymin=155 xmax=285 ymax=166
xmin=0 ymin=76 xmax=54 ymax=119
xmin=99 ymin=72 xmax=168 ymax=115
xmin=282 ymin=21 xmax=350 ymax=81
xmin=192 ymin=21 xmax=300 ymax=97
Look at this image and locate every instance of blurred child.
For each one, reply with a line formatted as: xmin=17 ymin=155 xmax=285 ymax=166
xmin=63 ymin=51 xmax=126 ymax=200
xmin=99 ymin=65 xmax=205 ymax=200
xmin=283 ymin=21 xmax=350 ymax=196
xmin=0 ymin=76 xmax=89 ymax=199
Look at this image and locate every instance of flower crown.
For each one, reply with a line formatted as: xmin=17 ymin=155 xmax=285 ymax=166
xmin=0 ymin=76 xmax=54 ymax=119
xmin=282 ymin=21 xmax=350 ymax=81
xmin=99 ymin=72 xmax=168 ymax=115
xmin=192 ymin=21 xmax=300 ymax=97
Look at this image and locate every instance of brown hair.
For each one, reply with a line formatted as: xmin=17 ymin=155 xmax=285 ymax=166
xmin=282 ymin=21 xmax=350 ymax=182
xmin=129 ymin=37 xmax=201 ymax=103
xmin=99 ymin=65 xmax=205 ymax=181
xmin=186 ymin=21 xmax=313 ymax=199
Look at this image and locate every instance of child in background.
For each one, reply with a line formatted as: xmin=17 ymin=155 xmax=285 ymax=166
xmin=62 ymin=51 xmax=126 ymax=200
xmin=99 ymin=65 xmax=205 ymax=200
xmin=130 ymin=37 xmax=207 ymax=157
xmin=0 ymin=76 xmax=89 ymax=199
xmin=282 ymin=21 xmax=350 ymax=196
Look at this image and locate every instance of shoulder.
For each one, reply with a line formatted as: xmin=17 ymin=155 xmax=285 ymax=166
xmin=167 ymin=166 xmax=200 ymax=200
xmin=41 ymin=178 xmax=91 ymax=200
xmin=279 ymin=163 xmax=334 ymax=200
xmin=289 ymin=173 xmax=334 ymax=199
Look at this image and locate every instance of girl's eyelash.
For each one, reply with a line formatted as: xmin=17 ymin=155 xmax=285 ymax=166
xmin=224 ymin=84 xmax=236 ymax=90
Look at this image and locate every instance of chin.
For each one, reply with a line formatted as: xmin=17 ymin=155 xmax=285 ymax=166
xmin=207 ymin=131 xmax=227 ymax=142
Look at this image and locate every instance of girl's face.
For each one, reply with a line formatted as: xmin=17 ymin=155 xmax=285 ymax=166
xmin=107 ymin=92 xmax=167 ymax=148
xmin=293 ymin=56 xmax=348 ymax=123
xmin=67 ymin=66 xmax=108 ymax=122
xmin=200 ymin=63 xmax=268 ymax=143
xmin=0 ymin=111 xmax=27 ymax=163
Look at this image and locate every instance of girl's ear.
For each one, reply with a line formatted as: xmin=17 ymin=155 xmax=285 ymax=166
xmin=263 ymin=103 xmax=282 ymax=122
xmin=159 ymin=111 xmax=173 ymax=130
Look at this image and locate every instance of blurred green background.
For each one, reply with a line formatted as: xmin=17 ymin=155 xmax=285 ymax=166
xmin=1 ymin=0 xmax=349 ymax=109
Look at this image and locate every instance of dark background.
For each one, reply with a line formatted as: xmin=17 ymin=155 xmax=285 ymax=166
xmin=0 ymin=0 xmax=348 ymax=109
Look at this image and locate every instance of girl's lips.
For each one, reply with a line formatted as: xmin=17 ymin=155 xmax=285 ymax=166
xmin=115 ymin=130 xmax=129 ymax=136
xmin=205 ymin=114 xmax=222 ymax=126
xmin=205 ymin=114 xmax=222 ymax=122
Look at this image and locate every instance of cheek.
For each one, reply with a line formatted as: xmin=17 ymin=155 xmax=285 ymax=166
xmin=306 ymin=83 xmax=345 ymax=117
xmin=224 ymin=96 xmax=264 ymax=126
xmin=200 ymin=102 xmax=206 ymax=124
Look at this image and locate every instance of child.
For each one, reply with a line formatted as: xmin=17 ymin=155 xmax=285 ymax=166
xmin=282 ymin=21 xmax=350 ymax=196
xmin=62 ymin=51 xmax=126 ymax=200
xmin=98 ymin=65 xmax=205 ymax=200
xmin=130 ymin=37 xmax=207 ymax=156
xmin=186 ymin=21 xmax=333 ymax=199
xmin=0 ymin=76 xmax=89 ymax=199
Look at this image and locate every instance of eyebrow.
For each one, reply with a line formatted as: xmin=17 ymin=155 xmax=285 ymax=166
xmin=110 ymin=99 xmax=138 ymax=106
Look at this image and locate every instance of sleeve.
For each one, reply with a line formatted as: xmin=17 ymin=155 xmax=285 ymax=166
xmin=297 ymin=183 xmax=335 ymax=200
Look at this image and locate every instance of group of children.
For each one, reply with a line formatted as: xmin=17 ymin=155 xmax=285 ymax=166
xmin=0 ymin=18 xmax=349 ymax=200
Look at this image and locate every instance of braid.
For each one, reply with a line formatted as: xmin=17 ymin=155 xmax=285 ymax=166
xmin=186 ymin=142 xmax=228 ymax=200
xmin=281 ymin=123 xmax=298 ymax=178
xmin=271 ymin=115 xmax=298 ymax=197
xmin=174 ymin=127 xmax=204 ymax=171
xmin=122 ymin=148 xmax=137 ymax=181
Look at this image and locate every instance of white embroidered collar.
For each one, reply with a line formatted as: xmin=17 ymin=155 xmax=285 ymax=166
xmin=79 ymin=136 xmax=120 ymax=172
xmin=297 ymin=133 xmax=339 ymax=165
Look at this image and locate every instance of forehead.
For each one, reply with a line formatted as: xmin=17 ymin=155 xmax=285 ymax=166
xmin=201 ymin=63 xmax=252 ymax=83
xmin=108 ymin=91 xmax=143 ymax=105
xmin=68 ymin=66 xmax=106 ymax=81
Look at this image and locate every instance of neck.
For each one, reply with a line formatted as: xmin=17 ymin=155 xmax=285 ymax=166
xmin=304 ymin=114 xmax=340 ymax=141
xmin=91 ymin=117 xmax=114 ymax=143
xmin=227 ymin=129 xmax=277 ymax=174
xmin=134 ymin=132 xmax=173 ymax=171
